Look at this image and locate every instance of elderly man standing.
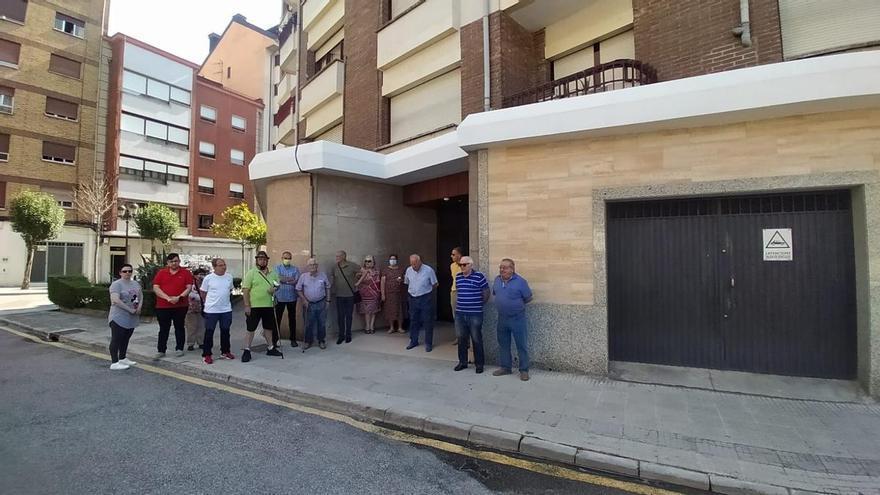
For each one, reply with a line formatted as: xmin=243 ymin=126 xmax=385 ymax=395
xmin=404 ymin=254 xmax=438 ymax=352
xmin=331 ymin=250 xmax=360 ymax=345
xmin=296 ymin=258 xmax=331 ymax=350
xmin=453 ymin=256 xmax=489 ymax=373
xmin=241 ymin=250 xmax=283 ymax=362
xmin=492 ymin=258 xmax=534 ymax=381
xmin=275 ymin=251 xmax=300 ymax=348
xmin=200 ymin=258 xmax=235 ymax=364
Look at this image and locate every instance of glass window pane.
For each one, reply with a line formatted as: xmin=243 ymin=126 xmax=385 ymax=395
xmin=120 ymin=114 xmax=144 ymax=134
xmin=64 ymin=244 xmax=84 ymax=276
xmin=170 ymin=87 xmax=190 ymax=105
xmin=144 ymin=120 xmax=166 ymax=140
xmin=119 ymin=155 xmax=143 ymax=170
xmin=200 ymin=105 xmax=216 ymax=121
xmin=123 ymin=71 xmax=147 ymax=94
xmin=231 ymin=115 xmax=246 ymax=130
xmin=168 ymin=127 xmax=189 ymax=146
xmin=230 ymin=149 xmax=244 ymax=165
xmin=146 ymin=79 xmax=169 ymax=101
xmin=199 ymin=142 xmax=214 ymax=156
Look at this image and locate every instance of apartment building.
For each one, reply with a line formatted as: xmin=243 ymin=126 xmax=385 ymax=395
xmin=0 ymin=0 xmax=107 ymax=286
xmin=102 ymin=34 xmax=263 ymax=277
xmin=253 ymin=0 xmax=880 ymax=396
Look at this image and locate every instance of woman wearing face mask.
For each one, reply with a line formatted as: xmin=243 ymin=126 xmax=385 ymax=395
xmin=380 ymin=254 xmax=405 ymax=334
xmin=355 ymin=256 xmax=382 ymax=334
xmin=185 ymin=267 xmax=207 ymax=351
xmin=107 ymin=263 xmax=142 ymax=370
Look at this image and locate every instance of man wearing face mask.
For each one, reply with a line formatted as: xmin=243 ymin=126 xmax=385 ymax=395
xmin=241 ymin=250 xmax=282 ymax=362
xmin=275 ymin=251 xmax=300 ymax=348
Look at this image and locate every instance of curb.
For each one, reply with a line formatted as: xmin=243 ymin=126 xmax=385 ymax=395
xmin=0 ymin=319 xmax=837 ymax=495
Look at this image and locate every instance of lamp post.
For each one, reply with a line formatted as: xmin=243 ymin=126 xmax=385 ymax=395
xmin=118 ymin=202 xmax=139 ymax=264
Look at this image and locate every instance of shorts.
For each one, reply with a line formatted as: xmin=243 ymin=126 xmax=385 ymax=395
xmin=246 ymin=307 xmax=277 ymax=332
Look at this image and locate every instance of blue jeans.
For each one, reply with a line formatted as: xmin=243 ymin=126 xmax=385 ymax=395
xmin=336 ymin=296 xmax=354 ymax=339
xmin=306 ymin=301 xmax=327 ymax=344
xmin=497 ymin=313 xmax=529 ymax=371
xmin=408 ymin=293 xmax=434 ymax=347
xmin=203 ymin=312 xmax=232 ymax=356
xmin=455 ymin=311 xmax=484 ymax=367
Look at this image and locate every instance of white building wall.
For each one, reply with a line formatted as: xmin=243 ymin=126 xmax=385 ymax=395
xmin=124 ymin=43 xmax=193 ymax=89
xmin=0 ymin=222 xmax=97 ymax=287
xmin=121 ymin=93 xmax=191 ymax=129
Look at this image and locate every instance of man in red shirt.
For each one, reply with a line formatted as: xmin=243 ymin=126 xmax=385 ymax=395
xmin=152 ymin=253 xmax=194 ymax=358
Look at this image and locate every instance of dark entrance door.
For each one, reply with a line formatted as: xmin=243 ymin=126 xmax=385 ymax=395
xmin=436 ymin=196 xmax=469 ymax=321
xmin=607 ymin=191 xmax=857 ymax=379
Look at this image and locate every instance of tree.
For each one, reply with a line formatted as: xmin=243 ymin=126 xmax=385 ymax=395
xmin=73 ymin=174 xmax=117 ymax=283
xmin=212 ymin=202 xmax=267 ymax=270
xmin=133 ymin=203 xmax=179 ymax=259
xmin=10 ymin=191 xmax=66 ymax=289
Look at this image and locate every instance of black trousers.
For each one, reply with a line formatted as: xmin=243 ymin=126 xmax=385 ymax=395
xmin=156 ymin=307 xmax=187 ymax=353
xmin=275 ymin=301 xmax=297 ymax=343
xmin=109 ymin=321 xmax=134 ymax=363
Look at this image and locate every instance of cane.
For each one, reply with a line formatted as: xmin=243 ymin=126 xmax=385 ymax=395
xmin=269 ymin=281 xmax=284 ymax=360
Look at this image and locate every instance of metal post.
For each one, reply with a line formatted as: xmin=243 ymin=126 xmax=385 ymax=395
xmin=124 ymin=216 xmax=130 ymax=264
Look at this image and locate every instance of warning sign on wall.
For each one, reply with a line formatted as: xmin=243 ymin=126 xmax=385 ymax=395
xmin=763 ymin=228 xmax=793 ymax=261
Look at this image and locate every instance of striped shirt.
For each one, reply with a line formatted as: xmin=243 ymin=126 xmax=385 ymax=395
xmin=454 ymin=271 xmax=489 ymax=314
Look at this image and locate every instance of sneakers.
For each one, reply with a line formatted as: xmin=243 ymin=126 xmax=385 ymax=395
xmin=336 ymin=337 xmax=345 ymax=345
xmin=454 ymin=363 xmax=468 ymax=371
xmin=204 ymin=355 xmax=213 ymax=364
xmin=290 ymin=340 xmax=299 ymax=348
xmin=345 ymin=336 xmax=352 ymax=343
xmin=318 ymin=341 xmax=326 ymax=350
xmin=154 ymin=352 xmax=166 ymax=360
xmin=475 ymin=367 xmax=484 ymax=374
xmin=187 ymin=344 xmax=195 ymax=351
xmin=406 ymin=342 xmax=418 ymax=350
xmin=266 ymin=347 xmax=283 ymax=357
xmin=520 ymin=371 xmax=530 ymax=381
xmin=303 ymin=342 xmax=313 ymax=350
xmin=241 ymin=349 xmax=252 ymax=363
xmin=425 ymin=345 xmax=433 ymax=353
xmin=492 ymin=368 xmax=513 ymax=376
xmin=119 ymin=358 xmax=137 ymax=366
xmin=222 ymin=352 xmax=235 ymax=360
xmin=175 ymin=350 xmax=185 ymax=357
xmin=109 ymin=362 xmax=130 ymax=371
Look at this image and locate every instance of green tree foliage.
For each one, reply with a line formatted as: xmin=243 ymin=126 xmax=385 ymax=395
xmin=212 ymin=203 xmax=267 ymax=270
xmin=133 ymin=203 xmax=179 ymax=257
xmin=10 ymin=190 xmax=66 ymax=289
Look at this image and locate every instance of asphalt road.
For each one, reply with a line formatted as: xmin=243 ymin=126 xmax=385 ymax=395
xmin=0 ymin=330 xmax=643 ymax=495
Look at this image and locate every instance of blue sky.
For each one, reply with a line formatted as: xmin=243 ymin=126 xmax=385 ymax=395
xmin=107 ymin=0 xmax=281 ymax=64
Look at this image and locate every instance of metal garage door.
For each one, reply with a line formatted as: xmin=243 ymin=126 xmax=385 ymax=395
xmin=607 ymin=191 xmax=857 ymax=379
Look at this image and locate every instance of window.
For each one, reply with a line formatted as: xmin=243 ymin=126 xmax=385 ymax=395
xmin=227 ymin=67 xmax=231 ymax=79
xmin=54 ymin=13 xmax=84 ymax=38
xmin=0 ymin=0 xmax=26 ymax=23
xmin=57 ymin=199 xmax=73 ymax=208
xmin=198 ymin=214 xmax=213 ymax=230
xmin=120 ymin=112 xmax=189 ymax=147
xmin=0 ymin=86 xmax=13 ymax=114
xmin=120 ymin=113 xmax=144 ymax=134
xmin=231 ymin=115 xmax=246 ymax=131
xmin=314 ymin=41 xmax=343 ymax=74
xmin=167 ymin=126 xmax=188 ymax=146
xmin=174 ymin=207 xmax=187 ymax=227
xmin=0 ymin=133 xmax=9 ymax=161
xmin=230 ymin=149 xmax=244 ymax=165
xmin=274 ymin=54 xmax=280 ymax=66
xmin=122 ymin=71 xmax=147 ymax=94
xmin=169 ymin=86 xmax=190 ymax=105
xmin=118 ymin=154 xmax=189 ymax=184
xmin=49 ymin=54 xmax=81 ymax=79
xmin=0 ymin=38 xmax=21 ymax=67
xmin=229 ymin=182 xmax=245 ymax=199
xmin=146 ymin=78 xmax=169 ymax=101
xmin=200 ymin=105 xmax=216 ymax=122
xmin=122 ymin=70 xmax=190 ymax=105
xmin=42 ymin=141 xmax=76 ymax=164
xmin=45 ymin=96 xmax=78 ymax=121
xmin=197 ymin=177 xmax=214 ymax=194
xmin=199 ymin=141 xmax=215 ymax=158
xmin=145 ymin=120 xmax=166 ymax=140
xmin=0 ymin=181 xmax=5 ymax=209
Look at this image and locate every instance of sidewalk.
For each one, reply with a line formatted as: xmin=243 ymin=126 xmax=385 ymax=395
xmin=3 ymin=310 xmax=880 ymax=494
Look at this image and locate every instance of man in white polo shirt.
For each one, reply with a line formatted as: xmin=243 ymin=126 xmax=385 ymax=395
xmin=403 ymin=253 xmax=438 ymax=352
xmin=199 ymin=258 xmax=235 ymax=364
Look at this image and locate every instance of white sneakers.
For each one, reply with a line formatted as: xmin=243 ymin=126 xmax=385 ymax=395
xmin=109 ymin=362 xmax=130 ymax=371
xmin=119 ymin=358 xmax=137 ymax=366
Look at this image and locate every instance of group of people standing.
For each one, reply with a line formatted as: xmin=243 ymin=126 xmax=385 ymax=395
xmin=105 ymin=248 xmax=533 ymax=381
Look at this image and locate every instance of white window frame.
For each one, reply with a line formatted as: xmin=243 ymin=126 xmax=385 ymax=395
xmin=231 ymin=115 xmax=246 ymax=131
xmin=0 ymin=93 xmax=13 ymax=114
xmin=42 ymin=147 xmax=75 ymax=165
xmin=200 ymin=105 xmax=217 ymax=122
xmin=230 ymin=149 xmax=244 ymax=165
xmin=57 ymin=200 xmax=74 ymax=209
xmin=54 ymin=14 xmax=85 ymax=39
xmin=0 ymin=151 xmax=8 ymax=161
xmin=199 ymin=141 xmax=215 ymax=159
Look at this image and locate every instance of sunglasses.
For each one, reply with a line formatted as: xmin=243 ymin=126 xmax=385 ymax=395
xmin=120 ymin=270 xmax=133 ymax=273
xmin=458 ymin=263 xmax=471 ymax=267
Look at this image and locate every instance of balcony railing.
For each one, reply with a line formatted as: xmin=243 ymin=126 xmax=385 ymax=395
xmin=502 ymin=59 xmax=657 ymax=108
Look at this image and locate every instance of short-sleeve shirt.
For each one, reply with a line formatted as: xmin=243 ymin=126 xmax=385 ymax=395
xmin=454 ymin=271 xmax=489 ymax=314
xmin=404 ymin=264 xmax=438 ymax=297
xmin=296 ymin=272 xmax=330 ymax=303
xmin=332 ymin=261 xmax=361 ymax=297
xmin=492 ymin=273 xmax=533 ymax=317
xmin=274 ymin=264 xmax=301 ymax=302
xmin=152 ymin=268 xmax=194 ymax=309
xmin=201 ymin=273 xmax=234 ymax=313
xmin=108 ymin=278 xmax=141 ymax=329
xmin=242 ymin=268 xmax=279 ymax=308
xmin=450 ymin=262 xmax=462 ymax=292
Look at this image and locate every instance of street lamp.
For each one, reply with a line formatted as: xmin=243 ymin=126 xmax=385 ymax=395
xmin=117 ymin=202 xmax=139 ymax=264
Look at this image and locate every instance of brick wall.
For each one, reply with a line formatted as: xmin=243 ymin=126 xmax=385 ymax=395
xmin=343 ymin=0 xmax=380 ymax=149
xmin=633 ymin=0 xmax=783 ymax=81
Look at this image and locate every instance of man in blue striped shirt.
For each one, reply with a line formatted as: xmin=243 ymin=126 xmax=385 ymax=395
xmin=453 ymin=256 xmax=490 ymax=373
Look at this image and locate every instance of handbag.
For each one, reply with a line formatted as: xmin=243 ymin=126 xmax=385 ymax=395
xmin=338 ymin=264 xmax=362 ymax=304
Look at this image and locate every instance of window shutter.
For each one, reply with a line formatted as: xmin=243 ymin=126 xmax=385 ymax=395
xmin=49 ymin=54 xmax=81 ymax=79
xmin=45 ymin=97 xmax=78 ymax=119
xmin=42 ymin=141 xmax=76 ymax=161
xmin=0 ymin=38 xmax=21 ymax=65
xmin=0 ymin=134 xmax=9 ymax=153
xmin=0 ymin=0 xmax=27 ymax=23
xmin=0 ymin=85 xmax=13 ymax=97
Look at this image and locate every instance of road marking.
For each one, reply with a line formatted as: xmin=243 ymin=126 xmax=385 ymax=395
xmin=1 ymin=326 xmax=682 ymax=495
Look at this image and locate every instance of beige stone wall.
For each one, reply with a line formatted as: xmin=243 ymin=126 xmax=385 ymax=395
xmin=487 ymin=108 xmax=880 ymax=306
xmin=265 ymin=175 xmax=313 ymax=266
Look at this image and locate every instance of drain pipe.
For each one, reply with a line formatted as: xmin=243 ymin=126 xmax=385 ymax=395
xmin=482 ymin=0 xmax=491 ymax=111
xmin=732 ymin=0 xmax=752 ymax=47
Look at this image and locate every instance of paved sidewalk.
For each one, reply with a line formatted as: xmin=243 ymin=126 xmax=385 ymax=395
xmin=0 ymin=287 xmax=55 ymax=316
xmin=3 ymin=310 xmax=880 ymax=494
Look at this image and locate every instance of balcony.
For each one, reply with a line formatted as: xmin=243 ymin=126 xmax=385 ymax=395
xmin=501 ymin=59 xmax=657 ymax=108
xmin=300 ymin=59 xmax=343 ymax=116
xmin=303 ymin=0 xmax=344 ymax=51
xmin=275 ymin=96 xmax=296 ymax=145
xmin=276 ymin=72 xmax=295 ymax=104
xmin=279 ymin=20 xmax=298 ymax=74
xmin=377 ymin=0 xmax=459 ymax=70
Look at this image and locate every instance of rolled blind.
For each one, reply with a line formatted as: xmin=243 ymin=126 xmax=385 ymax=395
xmin=0 ymin=38 xmax=21 ymax=65
xmin=0 ymin=85 xmax=13 ymax=97
xmin=45 ymin=97 xmax=78 ymax=119
xmin=49 ymin=54 xmax=81 ymax=78
xmin=0 ymin=0 xmax=27 ymax=23
xmin=0 ymin=133 xmax=9 ymax=153
xmin=42 ymin=141 xmax=76 ymax=161
xmin=779 ymin=0 xmax=880 ymax=58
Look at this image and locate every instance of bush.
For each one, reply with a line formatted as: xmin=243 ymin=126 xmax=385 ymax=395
xmin=47 ymin=276 xmax=90 ymax=309
xmin=49 ymin=276 xmax=158 ymax=316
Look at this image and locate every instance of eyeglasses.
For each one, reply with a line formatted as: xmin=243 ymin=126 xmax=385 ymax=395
xmin=169 ymin=259 xmax=180 ymax=263
xmin=120 ymin=270 xmax=133 ymax=273
xmin=458 ymin=263 xmax=471 ymax=267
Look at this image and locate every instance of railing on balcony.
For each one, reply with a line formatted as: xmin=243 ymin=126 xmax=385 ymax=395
xmin=502 ymin=59 xmax=657 ymax=108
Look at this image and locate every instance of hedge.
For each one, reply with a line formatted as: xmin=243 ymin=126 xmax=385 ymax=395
xmin=48 ymin=276 xmax=157 ymax=316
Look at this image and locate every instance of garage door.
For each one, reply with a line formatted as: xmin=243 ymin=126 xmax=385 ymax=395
xmin=607 ymin=191 xmax=857 ymax=379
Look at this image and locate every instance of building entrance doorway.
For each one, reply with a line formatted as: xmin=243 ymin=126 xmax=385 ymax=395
xmin=436 ymin=196 xmax=468 ymax=322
